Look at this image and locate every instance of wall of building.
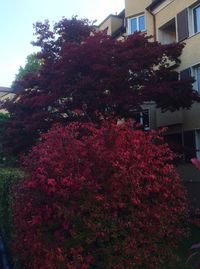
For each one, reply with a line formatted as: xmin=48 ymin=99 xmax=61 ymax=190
xmin=98 ymin=17 xmax=112 ymax=35
xmin=111 ymin=17 xmax=124 ymax=34
xmin=156 ymin=109 xmax=183 ymax=127
xmin=152 ymin=0 xmax=200 ymax=131
xmin=125 ymin=0 xmax=155 ymax=37
xmin=178 ymin=34 xmax=200 ymax=71
xmin=98 ymin=1 xmax=200 ymax=182
xmin=124 ymin=0 xmax=200 ymax=132
xmin=125 ymin=0 xmax=152 ymax=18
xmin=123 ymin=0 xmax=200 ymax=180
xmin=125 ymin=0 xmax=200 ymax=68
xmin=154 ymin=0 xmax=200 ymax=68
xmin=98 ymin=15 xmax=124 ymax=37
xmin=154 ymin=0 xmax=197 ymax=27
xmin=0 ymin=91 xmax=15 ymax=113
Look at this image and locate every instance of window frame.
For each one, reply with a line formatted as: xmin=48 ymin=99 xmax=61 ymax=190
xmin=189 ymin=3 xmax=200 ymax=35
xmin=195 ymin=129 xmax=200 ymax=160
xmin=165 ymin=130 xmax=200 ymax=163
xmin=193 ymin=4 xmax=200 ymax=34
xmin=132 ymin=109 xmax=150 ymax=131
xmin=128 ymin=14 xmax=146 ymax=35
xmin=191 ymin=64 xmax=200 ymax=94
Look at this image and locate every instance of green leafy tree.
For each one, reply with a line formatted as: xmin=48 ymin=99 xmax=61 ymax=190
xmin=13 ymin=53 xmax=43 ymax=87
xmin=0 ymin=113 xmax=10 ymax=165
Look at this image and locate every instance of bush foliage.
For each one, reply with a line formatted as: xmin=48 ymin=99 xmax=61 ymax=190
xmin=12 ymin=121 xmax=188 ymax=269
xmin=0 ymin=168 xmax=22 ymax=240
xmin=0 ymin=168 xmax=24 ymax=268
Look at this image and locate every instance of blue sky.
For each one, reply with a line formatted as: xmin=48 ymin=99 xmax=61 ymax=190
xmin=0 ymin=0 xmax=124 ymax=87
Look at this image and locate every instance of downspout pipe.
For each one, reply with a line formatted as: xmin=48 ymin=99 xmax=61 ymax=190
xmin=146 ymin=8 xmax=157 ymax=42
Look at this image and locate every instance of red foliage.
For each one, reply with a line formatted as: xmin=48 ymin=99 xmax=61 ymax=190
xmin=13 ymin=122 xmax=188 ymax=269
xmin=3 ymin=18 xmax=199 ymax=155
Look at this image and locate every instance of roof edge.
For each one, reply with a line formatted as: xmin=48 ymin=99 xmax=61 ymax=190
xmin=0 ymin=86 xmax=14 ymax=93
xmin=146 ymin=0 xmax=165 ymax=12
xmin=98 ymin=9 xmax=125 ymax=27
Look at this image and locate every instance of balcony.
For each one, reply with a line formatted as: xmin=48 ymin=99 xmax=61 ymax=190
xmin=158 ymin=18 xmax=176 ymax=44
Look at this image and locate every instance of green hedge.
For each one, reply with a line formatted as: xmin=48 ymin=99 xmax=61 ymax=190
xmin=0 ymin=168 xmax=24 ymax=268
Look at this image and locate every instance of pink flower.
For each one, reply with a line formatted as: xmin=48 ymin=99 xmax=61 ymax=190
xmin=191 ymin=158 xmax=200 ymax=171
xmin=47 ymin=178 xmax=56 ymax=186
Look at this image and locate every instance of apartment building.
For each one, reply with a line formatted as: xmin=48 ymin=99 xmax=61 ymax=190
xmin=0 ymin=87 xmax=15 ymax=113
xmin=99 ymin=0 xmax=200 ymax=183
xmin=98 ymin=9 xmax=126 ymax=39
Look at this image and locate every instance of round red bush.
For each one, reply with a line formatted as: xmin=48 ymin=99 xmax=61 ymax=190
xmin=13 ymin=121 xmax=188 ymax=269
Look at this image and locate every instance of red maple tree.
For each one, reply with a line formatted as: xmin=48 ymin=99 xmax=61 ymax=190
xmin=3 ymin=17 xmax=199 ymax=155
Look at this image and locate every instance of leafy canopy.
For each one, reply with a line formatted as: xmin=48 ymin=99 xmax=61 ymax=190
xmin=3 ymin=17 xmax=199 ymax=155
xmin=13 ymin=54 xmax=43 ymax=84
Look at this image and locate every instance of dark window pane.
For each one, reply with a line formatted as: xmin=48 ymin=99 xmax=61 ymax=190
xmin=194 ymin=5 xmax=200 ymax=33
xmin=165 ymin=133 xmax=183 ymax=154
xmin=165 ymin=133 xmax=183 ymax=163
xmin=142 ymin=110 xmax=149 ymax=129
xmin=133 ymin=110 xmax=149 ymax=130
xmin=165 ymin=131 xmax=197 ymax=163
xmin=131 ymin=18 xmax=137 ymax=33
xmin=180 ymin=68 xmax=191 ymax=80
xmin=177 ymin=9 xmax=189 ymax=41
xmin=139 ymin=16 xmax=145 ymax=31
xmin=184 ymin=131 xmax=196 ymax=162
xmin=133 ymin=111 xmax=141 ymax=124
xmin=197 ymin=66 xmax=200 ymax=93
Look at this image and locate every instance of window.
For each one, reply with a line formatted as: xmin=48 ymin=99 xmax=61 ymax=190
xmin=165 ymin=133 xmax=183 ymax=162
xmin=165 ymin=130 xmax=200 ymax=163
xmin=188 ymin=4 xmax=200 ymax=35
xmin=180 ymin=65 xmax=200 ymax=94
xmin=194 ymin=4 xmax=200 ymax=33
xmin=133 ymin=109 xmax=150 ymax=130
xmin=192 ymin=65 xmax=200 ymax=93
xmin=128 ymin=15 xmax=145 ymax=34
xmin=180 ymin=68 xmax=191 ymax=80
xmin=184 ymin=130 xmax=200 ymax=162
xmin=195 ymin=130 xmax=200 ymax=160
xmin=184 ymin=131 xmax=196 ymax=162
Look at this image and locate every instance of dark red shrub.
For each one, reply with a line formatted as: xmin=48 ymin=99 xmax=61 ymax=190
xmin=13 ymin=122 xmax=188 ymax=268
